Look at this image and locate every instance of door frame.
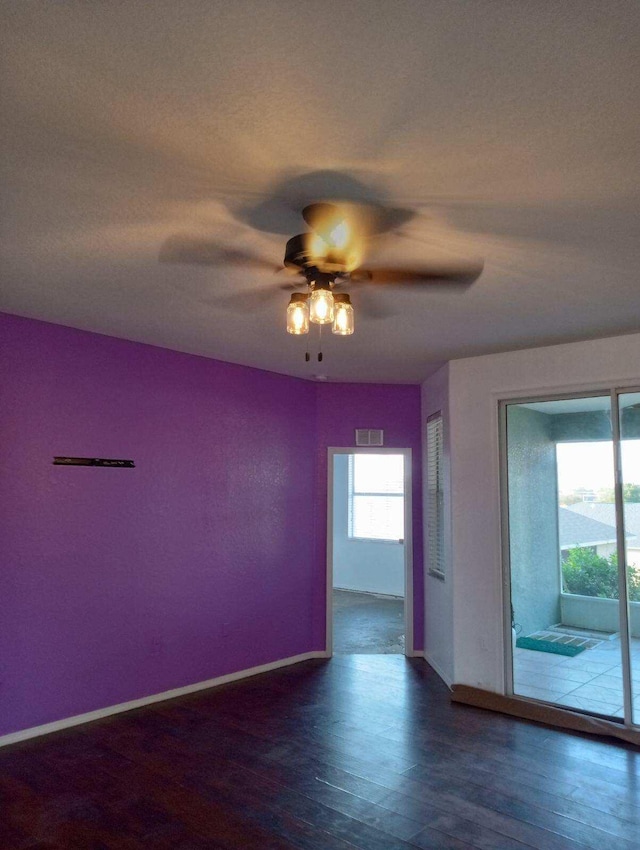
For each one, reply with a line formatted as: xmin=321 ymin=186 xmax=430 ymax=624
xmin=326 ymin=446 xmax=414 ymax=657
xmin=498 ymin=387 xmax=638 ymax=728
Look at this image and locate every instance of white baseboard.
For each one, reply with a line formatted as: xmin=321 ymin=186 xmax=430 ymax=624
xmin=423 ymin=650 xmax=453 ymax=689
xmin=0 ymin=650 xmax=327 ymax=748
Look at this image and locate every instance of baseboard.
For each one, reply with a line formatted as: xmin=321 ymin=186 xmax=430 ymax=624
xmin=405 ymin=648 xmax=423 ymax=658
xmin=451 ymin=685 xmax=639 ymax=746
xmin=0 ymin=651 xmax=327 ymax=748
xmin=423 ymin=650 xmax=453 ymax=688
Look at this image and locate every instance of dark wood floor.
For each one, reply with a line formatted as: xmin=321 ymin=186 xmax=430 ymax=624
xmin=2 ymin=656 xmax=640 ymax=850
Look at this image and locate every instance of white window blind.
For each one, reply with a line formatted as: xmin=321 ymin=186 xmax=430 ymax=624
xmin=348 ymin=454 xmax=405 ymax=541
xmin=427 ymin=414 xmax=445 ymax=577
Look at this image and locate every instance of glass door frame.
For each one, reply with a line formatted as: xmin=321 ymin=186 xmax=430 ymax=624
xmin=498 ymin=386 xmax=639 ymax=729
xmin=611 ymin=386 xmax=638 ymax=725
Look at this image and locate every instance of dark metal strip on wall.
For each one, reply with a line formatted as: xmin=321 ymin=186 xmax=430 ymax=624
xmin=53 ymin=457 xmax=135 ymax=468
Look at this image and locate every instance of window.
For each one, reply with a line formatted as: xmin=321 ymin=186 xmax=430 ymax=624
xmin=427 ymin=413 xmax=445 ymax=578
xmin=348 ymin=454 xmax=405 ymax=541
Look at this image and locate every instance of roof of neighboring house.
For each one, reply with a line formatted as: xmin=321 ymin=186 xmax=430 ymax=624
xmin=567 ymin=502 xmax=640 ymax=542
xmin=558 ymin=507 xmax=622 ymax=549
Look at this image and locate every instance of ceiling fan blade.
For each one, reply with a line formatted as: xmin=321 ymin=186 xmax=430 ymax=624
xmin=278 ymin=278 xmax=307 ymax=291
xmin=214 ymin=286 xmax=282 ymax=310
xmin=354 ymin=291 xmax=394 ymax=320
xmin=236 ymin=170 xmax=396 ymax=234
xmin=159 ymin=235 xmax=280 ymax=271
xmin=354 ymin=261 xmax=483 ymax=286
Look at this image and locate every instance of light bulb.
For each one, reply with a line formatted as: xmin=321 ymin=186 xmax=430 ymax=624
xmin=286 ymin=293 xmax=309 ymax=335
xmin=332 ymin=294 xmax=354 ymax=335
xmin=309 ymin=284 xmax=335 ymax=325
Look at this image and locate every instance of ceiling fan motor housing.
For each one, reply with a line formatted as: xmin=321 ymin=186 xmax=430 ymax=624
xmin=284 ymin=233 xmax=349 ymax=279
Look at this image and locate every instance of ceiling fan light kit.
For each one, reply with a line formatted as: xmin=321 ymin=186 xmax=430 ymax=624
xmin=332 ymin=293 xmax=354 ymax=335
xmin=286 ymin=286 xmax=354 ymax=336
xmin=308 ymin=281 xmax=335 ymax=325
xmin=286 ymin=292 xmax=310 ymax=335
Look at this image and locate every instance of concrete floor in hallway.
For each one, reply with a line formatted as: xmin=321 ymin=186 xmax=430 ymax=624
xmin=332 ymin=589 xmax=404 ymax=654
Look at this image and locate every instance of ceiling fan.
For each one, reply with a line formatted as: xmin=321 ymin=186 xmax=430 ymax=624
xmin=159 ymin=173 xmax=483 ymax=353
xmin=278 ymin=201 xmax=482 ymax=337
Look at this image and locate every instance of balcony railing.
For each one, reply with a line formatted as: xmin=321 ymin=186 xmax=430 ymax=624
xmin=560 ymin=592 xmax=640 ymax=638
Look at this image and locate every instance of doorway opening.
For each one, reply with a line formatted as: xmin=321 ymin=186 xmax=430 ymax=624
xmin=501 ymin=390 xmax=639 ymax=728
xmin=326 ymin=448 xmax=413 ymax=655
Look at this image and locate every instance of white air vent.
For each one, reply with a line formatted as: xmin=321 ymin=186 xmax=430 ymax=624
xmin=355 ymin=429 xmax=384 ymax=447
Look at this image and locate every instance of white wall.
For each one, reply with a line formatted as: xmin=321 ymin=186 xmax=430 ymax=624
xmin=446 ymin=332 xmax=640 ymax=693
xmin=421 ymin=363 xmax=454 ymax=685
xmin=596 ymin=542 xmax=617 ymax=558
xmin=332 ymin=454 xmax=405 ymax=597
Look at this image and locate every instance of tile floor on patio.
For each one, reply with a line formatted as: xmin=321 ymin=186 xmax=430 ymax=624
xmin=514 ymin=636 xmax=640 ymax=723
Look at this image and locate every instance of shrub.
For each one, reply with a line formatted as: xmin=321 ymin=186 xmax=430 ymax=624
xmin=562 ymin=547 xmax=640 ymax=602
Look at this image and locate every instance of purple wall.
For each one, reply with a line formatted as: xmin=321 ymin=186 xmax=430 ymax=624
xmin=1 ymin=313 xmax=423 ymax=737
xmin=0 ymin=313 xmax=318 ymax=737
xmin=315 ymin=383 xmax=423 ymax=651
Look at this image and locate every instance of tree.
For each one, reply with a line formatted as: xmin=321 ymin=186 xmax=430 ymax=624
xmin=596 ymin=488 xmax=615 ymax=503
xmin=562 ymin=547 xmax=640 ymax=602
xmin=596 ymin=484 xmax=640 ymax=503
xmin=560 ymin=493 xmax=584 ymax=506
xmin=623 ymin=483 xmax=640 ymax=502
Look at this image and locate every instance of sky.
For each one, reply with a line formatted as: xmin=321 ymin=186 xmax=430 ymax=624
xmin=557 ymin=440 xmax=640 ymax=493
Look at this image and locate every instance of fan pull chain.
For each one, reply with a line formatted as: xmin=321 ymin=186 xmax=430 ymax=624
xmin=302 ymin=325 xmax=324 ymax=363
xmin=304 ymin=321 xmax=311 ymax=361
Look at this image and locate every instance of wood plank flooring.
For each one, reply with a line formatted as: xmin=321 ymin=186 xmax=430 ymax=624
xmin=1 ymin=655 xmax=640 ymax=849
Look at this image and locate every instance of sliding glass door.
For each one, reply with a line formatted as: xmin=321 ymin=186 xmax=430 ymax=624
xmin=618 ymin=391 xmax=640 ymax=725
xmin=503 ymin=390 xmax=638 ymax=728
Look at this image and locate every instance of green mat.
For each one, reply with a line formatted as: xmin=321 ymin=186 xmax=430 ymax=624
xmin=516 ymin=636 xmax=585 ymax=656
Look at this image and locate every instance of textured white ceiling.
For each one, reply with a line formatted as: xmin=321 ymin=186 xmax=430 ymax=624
xmin=1 ymin=1 xmax=639 ymax=383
